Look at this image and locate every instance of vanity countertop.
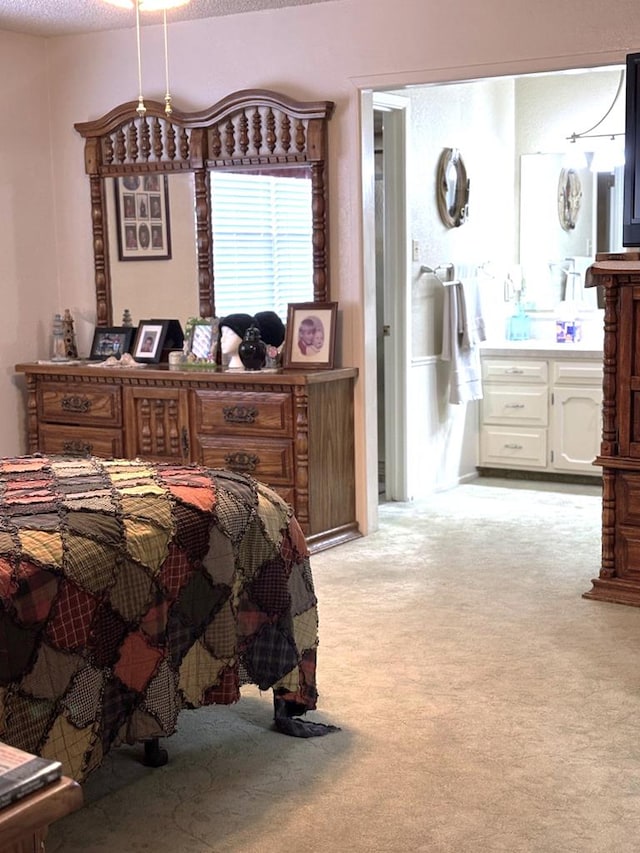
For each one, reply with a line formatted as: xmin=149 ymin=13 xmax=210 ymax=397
xmin=481 ymin=340 xmax=603 ymax=360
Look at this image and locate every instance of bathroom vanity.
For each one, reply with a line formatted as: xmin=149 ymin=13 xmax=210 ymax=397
xmin=479 ymin=342 xmax=603 ymax=478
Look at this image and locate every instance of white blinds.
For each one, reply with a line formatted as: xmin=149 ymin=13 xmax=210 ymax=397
xmin=211 ymin=171 xmax=313 ymax=320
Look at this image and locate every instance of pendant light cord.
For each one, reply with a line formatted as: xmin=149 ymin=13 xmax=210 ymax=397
xmin=163 ymin=8 xmax=172 ymax=116
xmin=135 ymin=0 xmax=146 ymax=117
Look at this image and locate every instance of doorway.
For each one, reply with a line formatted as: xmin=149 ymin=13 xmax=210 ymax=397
xmin=362 ymin=66 xmax=621 ymax=520
xmin=372 ymin=92 xmax=410 ymax=503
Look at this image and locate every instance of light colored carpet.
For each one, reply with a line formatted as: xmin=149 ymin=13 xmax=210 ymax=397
xmin=47 ymin=477 xmax=640 ymax=853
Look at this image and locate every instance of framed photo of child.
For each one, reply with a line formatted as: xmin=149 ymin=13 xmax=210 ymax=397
xmin=283 ymin=302 xmax=337 ymax=369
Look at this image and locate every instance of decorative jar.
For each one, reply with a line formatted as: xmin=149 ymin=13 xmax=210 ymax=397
xmin=238 ymin=326 xmax=266 ymax=370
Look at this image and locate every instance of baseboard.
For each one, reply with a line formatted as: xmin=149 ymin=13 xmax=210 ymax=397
xmin=476 ymin=467 xmax=602 ymax=486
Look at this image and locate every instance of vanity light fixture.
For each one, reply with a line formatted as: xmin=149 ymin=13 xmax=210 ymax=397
xmin=566 ymin=70 xmax=625 ymax=147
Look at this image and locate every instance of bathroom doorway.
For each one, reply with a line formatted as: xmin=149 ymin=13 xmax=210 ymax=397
xmin=373 ymin=92 xmax=410 ymax=502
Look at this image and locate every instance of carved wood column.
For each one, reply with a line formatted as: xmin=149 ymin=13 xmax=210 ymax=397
xmin=292 ymin=383 xmax=310 ymax=533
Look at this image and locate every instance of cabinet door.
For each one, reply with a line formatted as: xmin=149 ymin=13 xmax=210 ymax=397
xmin=617 ymin=284 xmax=640 ymax=457
xmin=123 ymin=387 xmax=190 ymax=463
xmin=551 ymin=385 xmax=602 ymax=473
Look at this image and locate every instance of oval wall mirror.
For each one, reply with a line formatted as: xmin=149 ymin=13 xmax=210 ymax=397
xmin=436 ymin=147 xmax=469 ymax=228
xmin=557 ymin=166 xmax=583 ymax=231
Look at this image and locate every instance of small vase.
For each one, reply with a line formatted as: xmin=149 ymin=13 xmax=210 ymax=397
xmin=238 ymin=326 xmax=266 ymax=370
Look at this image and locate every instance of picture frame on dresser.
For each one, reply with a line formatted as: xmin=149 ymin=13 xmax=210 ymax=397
xmin=283 ymin=302 xmax=338 ymax=369
xmin=89 ymin=326 xmax=134 ymax=360
xmin=114 ymin=175 xmax=171 ymax=261
xmin=132 ymin=320 xmax=169 ymax=363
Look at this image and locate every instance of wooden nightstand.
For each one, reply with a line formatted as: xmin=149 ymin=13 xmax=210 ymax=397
xmin=0 ymin=775 xmax=82 ymax=853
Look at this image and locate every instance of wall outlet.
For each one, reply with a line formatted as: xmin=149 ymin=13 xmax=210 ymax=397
xmin=412 ymin=240 xmax=420 ymax=262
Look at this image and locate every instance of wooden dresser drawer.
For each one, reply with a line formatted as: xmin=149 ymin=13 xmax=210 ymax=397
xmin=482 ymin=385 xmax=548 ymax=425
xmin=39 ymin=424 xmax=123 ymax=458
xmin=479 ymin=426 xmax=547 ymax=468
xmin=38 ymin=383 xmax=122 ymax=427
xmin=191 ymin=390 xmax=292 ymax=437
xmin=196 ymin=436 xmax=294 ymax=484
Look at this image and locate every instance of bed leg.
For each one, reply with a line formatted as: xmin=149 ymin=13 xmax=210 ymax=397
xmin=143 ymin=737 xmax=168 ymax=767
xmin=273 ymin=695 xmax=308 ymax=720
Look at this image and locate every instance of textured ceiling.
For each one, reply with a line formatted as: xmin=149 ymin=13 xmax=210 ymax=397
xmin=0 ymin=0 xmax=334 ymax=38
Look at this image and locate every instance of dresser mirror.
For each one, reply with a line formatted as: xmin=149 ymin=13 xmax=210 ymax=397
xmin=75 ymin=90 xmax=335 ymax=327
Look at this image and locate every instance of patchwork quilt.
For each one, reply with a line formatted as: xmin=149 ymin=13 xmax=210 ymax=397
xmin=0 ymin=456 xmax=318 ymax=782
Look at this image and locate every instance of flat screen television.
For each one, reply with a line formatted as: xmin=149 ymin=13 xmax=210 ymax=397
xmin=624 ymin=52 xmax=640 ymax=245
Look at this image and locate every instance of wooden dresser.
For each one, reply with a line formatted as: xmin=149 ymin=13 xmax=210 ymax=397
xmin=15 ymin=363 xmax=359 ymax=553
xmin=582 ymin=253 xmax=640 ymax=605
xmin=0 ymin=774 xmax=82 ymax=853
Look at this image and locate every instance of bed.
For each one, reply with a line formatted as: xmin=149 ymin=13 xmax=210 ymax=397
xmin=0 ymin=455 xmax=321 ymax=782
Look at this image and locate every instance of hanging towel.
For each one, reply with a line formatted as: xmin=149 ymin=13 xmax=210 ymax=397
xmin=440 ymin=278 xmax=486 ymax=405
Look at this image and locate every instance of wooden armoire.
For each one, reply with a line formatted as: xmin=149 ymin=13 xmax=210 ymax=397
xmin=583 ymin=252 xmax=640 ymax=605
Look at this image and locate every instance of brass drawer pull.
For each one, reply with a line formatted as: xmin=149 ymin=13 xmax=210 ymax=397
xmin=504 ymin=403 xmax=525 ymax=409
xmin=62 ymin=440 xmax=93 ymax=456
xmin=224 ymin=451 xmax=259 ymax=472
xmin=223 ymin=405 xmax=258 ymax=424
xmin=503 ymin=443 xmax=524 ymax=450
xmin=61 ymin=395 xmax=91 ymax=413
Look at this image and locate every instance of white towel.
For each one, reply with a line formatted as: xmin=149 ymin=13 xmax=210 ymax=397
xmin=440 ymin=278 xmax=486 ymax=405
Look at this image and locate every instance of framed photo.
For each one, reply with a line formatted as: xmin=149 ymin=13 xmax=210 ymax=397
xmin=114 ymin=175 xmax=172 ymax=261
xmin=186 ymin=317 xmax=219 ymax=360
xmin=132 ymin=320 xmax=170 ymax=363
xmin=283 ymin=302 xmax=337 ymax=369
xmin=89 ymin=326 xmax=134 ymax=360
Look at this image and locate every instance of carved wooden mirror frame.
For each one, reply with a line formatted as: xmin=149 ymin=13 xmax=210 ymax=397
xmin=74 ymin=89 xmax=335 ymax=326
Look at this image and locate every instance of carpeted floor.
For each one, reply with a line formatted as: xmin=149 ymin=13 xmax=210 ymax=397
xmin=47 ymin=476 xmax=640 ymax=853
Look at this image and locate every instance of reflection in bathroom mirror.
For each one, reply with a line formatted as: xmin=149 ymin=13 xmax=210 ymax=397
xmin=519 ymin=152 xmax=623 ymax=311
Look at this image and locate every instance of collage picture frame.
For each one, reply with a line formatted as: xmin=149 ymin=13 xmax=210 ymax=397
xmin=114 ymin=174 xmax=172 ymax=261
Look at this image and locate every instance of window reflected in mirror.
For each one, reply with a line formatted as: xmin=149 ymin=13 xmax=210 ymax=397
xmin=211 ymin=170 xmax=314 ymax=319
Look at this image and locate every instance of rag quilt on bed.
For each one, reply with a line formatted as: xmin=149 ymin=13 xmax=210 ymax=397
xmin=0 ymin=456 xmax=320 ymax=782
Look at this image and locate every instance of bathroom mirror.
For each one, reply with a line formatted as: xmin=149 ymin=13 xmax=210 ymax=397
xmin=519 ymin=153 xmax=596 ymax=310
xmin=436 ymin=147 xmax=469 ymax=228
xmin=75 ymin=90 xmax=334 ymax=326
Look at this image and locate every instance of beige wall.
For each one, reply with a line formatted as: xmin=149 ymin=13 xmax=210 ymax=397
xmin=3 ymin=0 xmax=640 ymax=531
xmin=0 ymin=30 xmax=59 ymax=455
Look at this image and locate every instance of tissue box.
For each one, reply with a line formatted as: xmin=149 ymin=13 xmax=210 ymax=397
xmin=556 ymin=319 xmax=582 ymax=343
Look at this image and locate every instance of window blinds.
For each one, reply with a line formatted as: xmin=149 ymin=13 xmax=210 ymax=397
xmin=211 ymin=171 xmax=313 ymax=320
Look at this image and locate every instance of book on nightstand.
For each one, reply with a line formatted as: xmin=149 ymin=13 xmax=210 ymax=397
xmin=0 ymin=743 xmax=62 ymax=810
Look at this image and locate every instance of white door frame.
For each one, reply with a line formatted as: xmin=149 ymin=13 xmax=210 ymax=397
xmin=372 ymin=92 xmax=411 ymax=501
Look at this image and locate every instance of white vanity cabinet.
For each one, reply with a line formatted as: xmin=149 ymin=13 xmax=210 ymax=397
xmin=479 ymin=347 xmax=603 ymax=477
xmin=549 ymin=360 xmax=603 ymax=474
